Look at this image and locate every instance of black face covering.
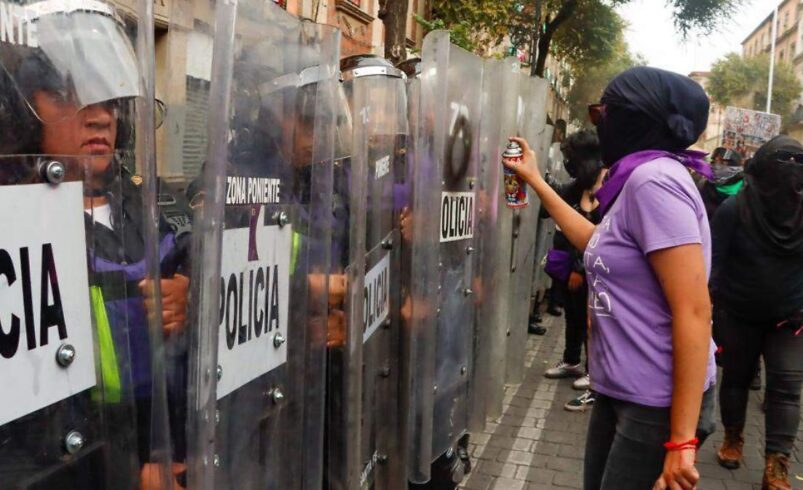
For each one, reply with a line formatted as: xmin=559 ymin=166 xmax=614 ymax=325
xmin=597 ymin=67 xmax=709 ymax=167
xmin=566 ymin=157 xmax=602 ymax=190
xmin=737 ymin=135 xmax=803 ymax=255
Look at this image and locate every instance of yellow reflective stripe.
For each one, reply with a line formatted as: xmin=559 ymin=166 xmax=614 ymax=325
xmin=291 ymin=231 xmax=301 ymax=273
xmin=90 ymin=286 xmax=122 ymax=403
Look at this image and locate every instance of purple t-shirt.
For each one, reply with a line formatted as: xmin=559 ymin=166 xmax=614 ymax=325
xmin=585 ymin=158 xmax=717 ymax=407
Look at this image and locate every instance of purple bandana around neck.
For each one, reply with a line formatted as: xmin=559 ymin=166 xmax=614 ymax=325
xmin=595 ymin=149 xmax=712 ymax=216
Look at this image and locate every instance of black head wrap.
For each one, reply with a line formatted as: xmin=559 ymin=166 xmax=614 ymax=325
xmin=737 ymin=135 xmax=803 ymax=255
xmin=561 ymin=129 xmax=603 ymax=189
xmin=597 ymin=66 xmax=709 ymax=166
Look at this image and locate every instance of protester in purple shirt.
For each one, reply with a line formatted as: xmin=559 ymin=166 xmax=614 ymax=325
xmin=504 ymin=66 xmax=717 ymax=490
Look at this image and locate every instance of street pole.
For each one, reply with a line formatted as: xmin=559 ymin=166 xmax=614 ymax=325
xmin=767 ymin=5 xmax=778 ymax=113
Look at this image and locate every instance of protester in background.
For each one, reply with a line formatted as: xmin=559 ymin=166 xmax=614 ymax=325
xmin=710 ymin=135 xmax=803 ymax=490
xmin=504 ymin=66 xmax=717 ymax=490
xmin=539 ymin=131 xmax=603 ymax=405
xmin=700 ymin=147 xmax=744 ymax=220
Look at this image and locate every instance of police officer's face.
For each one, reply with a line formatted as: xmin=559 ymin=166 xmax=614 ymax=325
xmin=33 ymin=90 xmax=118 ymax=177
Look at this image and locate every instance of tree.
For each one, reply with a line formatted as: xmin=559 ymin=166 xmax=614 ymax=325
xmin=708 ymin=53 xmax=802 ymax=124
xmin=566 ymin=35 xmax=643 ymax=125
xmin=510 ymin=0 xmax=739 ymax=76
xmin=414 ymin=0 xmax=738 ymax=80
xmin=379 ymin=0 xmax=410 ymax=65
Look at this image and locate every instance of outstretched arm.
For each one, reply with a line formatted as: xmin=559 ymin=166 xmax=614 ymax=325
xmin=503 ymin=137 xmax=596 ymax=251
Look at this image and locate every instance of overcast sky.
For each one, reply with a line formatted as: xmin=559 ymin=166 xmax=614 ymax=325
xmin=617 ymin=0 xmax=777 ymax=75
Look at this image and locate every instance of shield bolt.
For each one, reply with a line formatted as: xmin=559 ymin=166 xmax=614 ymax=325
xmin=213 ymin=454 xmax=221 ymax=467
xmin=216 ymin=365 xmax=223 ymax=381
xmin=464 ymin=288 xmax=473 ymax=296
xmin=433 ymin=385 xmax=438 ymax=393
xmin=271 ymin=387 xmax=285 ymax=404
xmin=377 ymin=454 xmax=389 ymax=464
xmin=274 ymin=211 xmax=290 ymax=228
xmin=465 ymin=246 xmax=474 ymax=255
xmin=380 ymin=366 xmax=391 ymax=378
xmin=55 ymin=344 xmax=76 ymax=367
xmin=215 ymin=410 xmax=220 ymax=425
xmin=469 ymin=180 xmax=475 ymax=190
xmin=381 ymin=238 xmax=393 ymax=250
xmin=43 ymin=160 xmax=65 ymax=185
xmin=273 ymin=332 xmax=286 ymax=348
xmin=461 ymin=365 xmax=467 ymax=375
xmin=382 ymin=318 xmax=392 ymax=329
xmin=64 ymin=430 xmax=85 ymax=455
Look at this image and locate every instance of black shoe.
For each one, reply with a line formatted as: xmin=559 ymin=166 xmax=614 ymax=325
xmin=528 ymin=323 xmax=547 ymax=335
xmin=529 ymin=313 xmax=543 ymax=324
xmin=546 ymin=305 xmax=563 ymax=317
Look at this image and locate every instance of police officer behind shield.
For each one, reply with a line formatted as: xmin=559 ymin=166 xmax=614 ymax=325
xmin=0 ymin=0 xmax=189 ymax=488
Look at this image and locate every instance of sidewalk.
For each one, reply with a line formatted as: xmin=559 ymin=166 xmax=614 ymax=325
xmin=461 ymin=315 xmax=803 ymax=490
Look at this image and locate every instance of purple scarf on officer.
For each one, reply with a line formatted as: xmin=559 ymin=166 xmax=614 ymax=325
xmin=596 ymin=149 xmax=712 ymax=217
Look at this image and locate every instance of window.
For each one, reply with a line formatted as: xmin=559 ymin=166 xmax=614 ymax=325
xmin=779 ymin=49 xmax=784 ymax=61
xmin=784 ymin=11 xmax=789 ymax=31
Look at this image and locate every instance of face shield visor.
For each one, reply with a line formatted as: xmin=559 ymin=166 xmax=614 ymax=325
xmin=0 ymin=0 xmax=165 ymax=126
xmin=259 ymin=65 xmax=352 ymax=166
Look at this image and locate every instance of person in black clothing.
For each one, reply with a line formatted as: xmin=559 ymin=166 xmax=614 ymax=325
xmin=711 ymin=136 xmax=803 ymax=490
xmin=541 ymin=131 xmax=603 ymax=404
xmin=700 ymin=147 xmax=744 ymax=220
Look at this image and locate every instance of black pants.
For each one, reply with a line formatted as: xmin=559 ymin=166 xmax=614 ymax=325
xmin=562 ymin=284 xmax=588 ymax=366
xmin=583 ymin=388 xmax=716 ymax=490
xmin=716 ymin=308 xmax=803 ymax=455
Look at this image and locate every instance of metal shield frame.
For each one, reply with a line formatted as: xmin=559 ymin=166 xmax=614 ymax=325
xmin=183 ymin=0 xmax=338 ymax=487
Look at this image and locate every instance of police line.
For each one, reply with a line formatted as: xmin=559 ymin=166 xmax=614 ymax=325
xmin=0 ymin=0 xmax=556 ymax=487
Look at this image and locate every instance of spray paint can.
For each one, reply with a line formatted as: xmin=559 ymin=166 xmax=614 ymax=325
xmin=502 ymin=141 xmax=528 ymax=208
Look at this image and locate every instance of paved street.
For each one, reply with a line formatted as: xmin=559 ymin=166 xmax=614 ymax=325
xmin=461 ymin=315 xmax=803 ymax=490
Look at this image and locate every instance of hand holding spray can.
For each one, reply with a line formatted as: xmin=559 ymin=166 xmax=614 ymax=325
xmin=502 ymin=141 xmax=528 ymax=208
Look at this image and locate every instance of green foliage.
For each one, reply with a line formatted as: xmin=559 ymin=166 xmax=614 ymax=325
xmin=667 ymin=0 xmax=742 ymax=35
xmin=566 ymin=34 xmax=643 ymax=125
xmin=413 ymin=15 xmax=476 ymax=53
xmin=551 ymin=0 xmax=623 ymax=68
xmin=708 ymin=53 xmax=802 ymax=123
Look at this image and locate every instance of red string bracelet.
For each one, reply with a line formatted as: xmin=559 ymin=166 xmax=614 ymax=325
xmin=664 ymin=438 xmax=699 ymax=452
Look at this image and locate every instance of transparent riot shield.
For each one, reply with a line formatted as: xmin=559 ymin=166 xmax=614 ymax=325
xmin=0 ymin=0 xmax=177 ymax=488
xmin=326 ymin=56 xmax=408 ymax=490
xmin=468 ymin=56 xmax=520 ymax=429
xmin=505 ymin=75 xmax=548 ymax=384
xmin=181 ymin=0 xmax=340 ymax=487
xmin=407 ymin=30 xmax=483 ymax=484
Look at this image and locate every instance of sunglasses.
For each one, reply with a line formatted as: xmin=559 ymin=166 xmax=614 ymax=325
xmin=588 ymin=103 xmax=606 ymax=126
xmin=773 ymin=150 xmax=803 ymax=164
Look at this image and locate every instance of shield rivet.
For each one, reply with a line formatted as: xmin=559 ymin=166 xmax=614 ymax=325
xmin=64 ymin=430 xmax=85 ymax=455
xmin=464 ymin=288 xmax=473 ymax=296
xmin=377 ymin=454 xmax=389 ymax=464
xmin=433 ymin=385 xmax=438 ymax=393
xmin=380 ymin=366 xmax=391 ymax=377
xmin=216 ymin=365 xmax=223 ymax=381
xmin=215 ymin=410 xmax=220 ymax=425
xmin=273 ymin=332 xmax=286 ymax=348
xmin=382 ymin=318 xmax=392 ymax=329
xmin=43 ymin=160 xmax=65 ymax=185
xmin=460 ymin=365 xmax=467 ymax=375
xmin=274 ymin=211 xmax=289 ymax=227
xmin=465 ymin=246 xmax=474 ymax=255
xmin=213 ymin=454 xmax=221 ymax=467
xmin=468 ymin=180 xmax=475 ymax=190
xmin=381 ymin=238 xmax=393 ymax=250
xmin=271 ymin=388 xmax=285 ymax=404
xmin=55 ymin=344 xmax=76 ymax=367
